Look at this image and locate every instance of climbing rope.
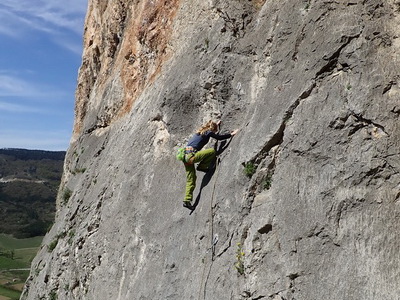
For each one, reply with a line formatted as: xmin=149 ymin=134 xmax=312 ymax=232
xmin=197 ymin=150 xmax=223 ymax=300
xmin=197 ymin=124 xmax=233 ymax=300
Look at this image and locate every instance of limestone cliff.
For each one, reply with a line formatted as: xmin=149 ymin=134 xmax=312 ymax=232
xmin=22 ymin=0 xmax=400 ymax=299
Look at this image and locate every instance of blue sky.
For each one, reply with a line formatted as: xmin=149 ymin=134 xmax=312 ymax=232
xmin=0 ymin=0 xmax=87 ymax=151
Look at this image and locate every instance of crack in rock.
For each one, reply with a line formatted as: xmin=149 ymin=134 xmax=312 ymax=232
xmin=383 ymin=80 xmax=396 ymax=94
xmin=215 ymin=232 xmax=234 ymax=258
xmin=250 ymin=81 xmax=317 ymax=166
xmin=330 ymin=110 xmax=389 ymax=138
xmin=315 ymin=34 xmax=361 ymax=79
xmin=241 ymin=82 xmax=317 ymax=216
xmin=348 ymin=110 xmax=388 ymax=136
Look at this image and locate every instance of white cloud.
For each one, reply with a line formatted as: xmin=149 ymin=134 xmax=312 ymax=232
xmin=0 ymin=73 xmax=68 ymax=99
xmin=0 ymin=74 xmax=41 ymax=97
xmin=0 ymin=0 xmax=87 ymax=51
xmin=0 ymin=101 xmax=47 ymax=113
xmin=53 ymin=35 xmax=84 ymax=56
xmin=0 ymin=129 xmax=71 ymax=151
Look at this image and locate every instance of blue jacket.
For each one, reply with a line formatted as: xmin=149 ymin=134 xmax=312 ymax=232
xmin=187 ymin=131 xmax=231 ymax=151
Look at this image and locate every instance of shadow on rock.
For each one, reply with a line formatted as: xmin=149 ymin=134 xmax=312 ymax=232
xmin=189 ymin=139 xmax=232 ymax=214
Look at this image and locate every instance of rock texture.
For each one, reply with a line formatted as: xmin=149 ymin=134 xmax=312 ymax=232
xmin=22 ymin=0 xmax=400 ymax=299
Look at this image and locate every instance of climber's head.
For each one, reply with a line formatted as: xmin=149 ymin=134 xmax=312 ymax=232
xmin=197 ymin=120 xmax=219 ymax=135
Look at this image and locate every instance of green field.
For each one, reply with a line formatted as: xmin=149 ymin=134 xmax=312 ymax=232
xmin=0 ymin=235 xmax=42 ymax=250
xmin=0 ymin=234 xmax=43 ymax=300
xmin=0 ymin=286 xmax=20 ymax=300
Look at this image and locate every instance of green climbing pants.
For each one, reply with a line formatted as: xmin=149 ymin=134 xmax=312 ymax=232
xmin=184 ymin=148 xmax=216 ymax=203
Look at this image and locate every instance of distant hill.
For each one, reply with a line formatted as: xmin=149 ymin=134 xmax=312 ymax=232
xmin=0 ymin=148 xmax=65 ymax=238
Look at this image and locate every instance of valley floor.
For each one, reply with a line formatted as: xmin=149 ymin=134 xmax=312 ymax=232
xmin=0 ymin=235 xmax=43 ymax=300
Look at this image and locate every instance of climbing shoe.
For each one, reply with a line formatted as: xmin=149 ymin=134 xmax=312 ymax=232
xmin=196 ymin=166 xmax=208 ymax=173
xmin=183 ymin=201 xmax=194 ymax=210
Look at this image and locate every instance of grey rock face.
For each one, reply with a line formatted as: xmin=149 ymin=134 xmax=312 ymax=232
xmin=22 ymin=0 xmax=400 ymax=299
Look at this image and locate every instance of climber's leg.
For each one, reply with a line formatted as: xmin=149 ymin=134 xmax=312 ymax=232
xmin=195 ymin=148 xmax=216 ymax=171
xmin=184 ymin=163 xmax=196 ymax=203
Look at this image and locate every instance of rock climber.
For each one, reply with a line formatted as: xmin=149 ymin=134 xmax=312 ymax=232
xmin=182 ymin=120 xmax=239 ymax=209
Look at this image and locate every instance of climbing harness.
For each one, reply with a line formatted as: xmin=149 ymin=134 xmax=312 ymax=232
xmin=176 ymin=146 xmax=197 ymax=164
xmin=184 ymin=146 xmax=197 ymax=164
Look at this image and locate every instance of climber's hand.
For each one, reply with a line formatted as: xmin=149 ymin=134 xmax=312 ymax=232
xmin=231 ymin=129 xmax=239 ymax=136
